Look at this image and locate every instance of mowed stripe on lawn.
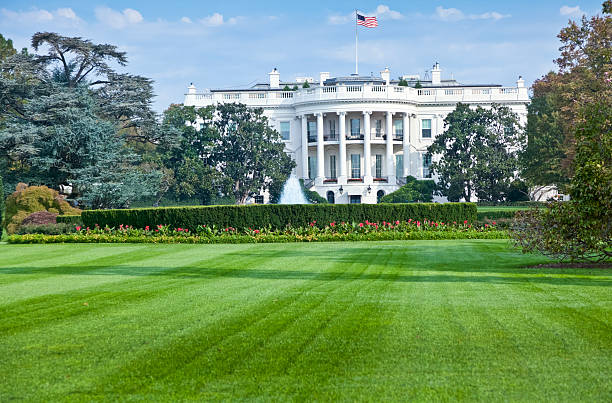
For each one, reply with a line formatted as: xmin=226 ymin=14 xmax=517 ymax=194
xmin=0 ymin=241 xmax=610 ymax=401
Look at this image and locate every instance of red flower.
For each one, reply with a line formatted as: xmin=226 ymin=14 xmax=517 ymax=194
xmin=395 ymin=220 xmax=400 ymax=225
xmin=492 ymin=221 xmax=496 ymax=225
xmin=76 ymin=226 xmax=81 ymax=231
xmin=254 ymin=229 xmax=260 ymax=234
xmin=330 ymin=222 xmax=335 ymax=227
xmin=464 ymin=220 xmax=468 ymax=224
xmin=145 ymin=226 xmax=150 ymax=231
xmin=359 ymin=223 xmax=364 ymax=227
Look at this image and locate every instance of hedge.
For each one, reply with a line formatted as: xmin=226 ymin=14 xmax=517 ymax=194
xmin=477 ymin=210 xmax=521 ymax=221
xmin=81 ymin=203 xmax=477 ymax=231
xmin=476 ymin=201 xmax=548 ymax=207
xmin=56 ymin=215 xmax=83 ymax=225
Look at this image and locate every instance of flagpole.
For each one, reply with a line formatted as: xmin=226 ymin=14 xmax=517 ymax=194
xmin=355 ymin=9 xmax=358 ymax=75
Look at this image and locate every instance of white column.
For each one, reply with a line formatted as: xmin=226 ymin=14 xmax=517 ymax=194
xmin=386 ymin=111 xmax=394 ymax=182
xmin=338 ymin=111 xmax=347 ymax=183
xmin=402 ymin=113 xmax=410 ymax=178
xmin=300 ymin=115 xmax=308 ymax=179
xmin=410 ymin=114 xmax=418 ymax=176
xmin=316 ymin=112 xmax=324 ymax=184
xmin=363 ymin=111 xmax=372 ymax=182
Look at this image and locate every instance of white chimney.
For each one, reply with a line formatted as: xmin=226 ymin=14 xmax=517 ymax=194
xmin=516 ymin=75 xmax=525 ymax=88
xmin=380 ymin=67 xmax=390 ymax=85
xmin=187 ymin=83 xmax=196 ymax=94
xmin=319 ymin=72 xmax=330 ymax=84
xmin=269 ymin=68 xmax=280 ymax=89
xmin=431 ymin=62 xmax=441 ymax=85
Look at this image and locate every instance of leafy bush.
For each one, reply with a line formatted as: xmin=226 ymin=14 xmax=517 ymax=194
xmin=17 ymin=223 xmax=75 ymax=235
xmin=81 ymin=203 xmax=477 ymax=232
xmin=510 ymin=203 xmax=611 ymax=262
xmin=3 ymin=183 xmax=81 ymax=234
xmin=476 ymin=201 xmax=547 ymax=207
xmin=56 ymin=215 xmax=83 ymax=226
xmin=381 ymin=176 xmax=434 ymax=203
xmin=21 ymin=211 xmax=58 ymax=226
xmin=477 ymin=210 xmax=520 ymax=221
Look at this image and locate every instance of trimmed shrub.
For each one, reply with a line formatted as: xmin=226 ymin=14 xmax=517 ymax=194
xmin=21 ymin=211 xmax=58 ymax=226
xmin=17 ymin=223 xmax=75 ymax=235
xmin=56 ymin=215 xmax=83 ymax=226
xmin=81 ymin=203 xmax=477 ymax=231
xmin=476 ymin=201 xmax=547 ymax=207
xmin=0 ymin=174 xmax=4 ymax=239
xmin=477 ymin=210 xmax=521 ymax=221
xmin=3 ymin=184 xmax=81 ymax=234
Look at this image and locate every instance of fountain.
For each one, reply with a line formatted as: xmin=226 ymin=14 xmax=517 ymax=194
xmin=279 ymin=173 xmax=309 ymax=204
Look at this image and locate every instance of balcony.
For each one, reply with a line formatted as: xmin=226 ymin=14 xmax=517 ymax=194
xmin=308 ymin=135 xmax=316 ymax=143
xmin=324 ymin=132 xmax=338 ymax=141
xmin=346 ymin=133 xmax=364 ymax=140
xmin=185 ymin=84 xmax=529 ymax=108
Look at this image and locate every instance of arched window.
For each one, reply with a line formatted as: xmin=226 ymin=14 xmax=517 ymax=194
xmin=377 ymin=190 xmax=385 ymax=203
xmin=326 ymin=191 xmax=335 ymax=204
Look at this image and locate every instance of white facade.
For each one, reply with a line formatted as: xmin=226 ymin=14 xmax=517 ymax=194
xmin=184 ymin=64 xmax=529 ymax=204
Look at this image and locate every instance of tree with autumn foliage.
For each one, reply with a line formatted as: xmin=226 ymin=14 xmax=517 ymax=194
xmin=512 ymin=1 xmax=611 ymax=261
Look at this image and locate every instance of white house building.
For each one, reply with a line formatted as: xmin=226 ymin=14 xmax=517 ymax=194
xmin=184 ymin=63 xmax=529 ymax=204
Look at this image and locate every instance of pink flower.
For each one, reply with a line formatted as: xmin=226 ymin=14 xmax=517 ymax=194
xmin=76 ymin=226 xmax=81 ymax=231
xmin=395 ymin=220 xmax=400 ymax=225
xmin=145 ymin=226 xmax=149 ymax=231
xmin=492 ymin=221 xmax=496 ymax=225
xmin=330 ymin=222 xmax=335 ymax=227
xmin=359 ymin=223 xmax=364 ymax=227
xmin=464 ymin=220 xmax=468 ymax=224
xmin=254 ymin=229 xmax=260 ymax=234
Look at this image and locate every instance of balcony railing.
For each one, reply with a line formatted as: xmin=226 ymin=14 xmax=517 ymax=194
xmin=324 ymin=133 xmax=338 ymax=141
xmin=186 ymin=84 xmax=529 ymax=107
xmin=346 ymin=133 xmax=364 ymax=140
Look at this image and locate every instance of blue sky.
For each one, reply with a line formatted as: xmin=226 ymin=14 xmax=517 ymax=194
xmin=0 ymin=1 xmax=605 ymax=112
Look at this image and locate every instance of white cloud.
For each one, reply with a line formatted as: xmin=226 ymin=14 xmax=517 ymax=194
xmin=198 ymin=12 xmax=239 ymax=27
xmin=560 ymin=5 xmax=585 ymax=17
xmin=374 ymin=5 xmax=403 ymax=20
xmin=435 ymin=6 xmax=510 ymax=22
xmin=1 ymin=7 xmax=81 ymax=23
xmin=181 ymin=16 xmax=192 ymax=24
xmin=95 ymin=7 xmax=143 ymax=29
xmin=56 ymin=8 xmax=77 ymax=20
xmin=435 ymin=6 xmax=464 ymax=21
xmin=328 ymin=4 xmax=403 ymax=25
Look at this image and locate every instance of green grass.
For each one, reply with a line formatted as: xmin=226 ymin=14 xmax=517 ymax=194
xmin=0 ymin=241 xmax=610 ymax=401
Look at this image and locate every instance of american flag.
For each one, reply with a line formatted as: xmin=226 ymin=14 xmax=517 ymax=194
xmin=356 ymin=12 xmax=378 ymax=28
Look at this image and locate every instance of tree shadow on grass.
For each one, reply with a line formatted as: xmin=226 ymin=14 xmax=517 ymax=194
xmin=0 ymin=264 xmax=609 ymax=288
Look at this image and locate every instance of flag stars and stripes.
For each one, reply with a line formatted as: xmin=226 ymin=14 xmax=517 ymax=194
xmin=356 ymin=12 xmax=378 ymax=28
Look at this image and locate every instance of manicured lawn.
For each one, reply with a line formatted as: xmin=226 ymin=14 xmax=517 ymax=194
xmin=0 ymin=240 xmax=610 ymax=401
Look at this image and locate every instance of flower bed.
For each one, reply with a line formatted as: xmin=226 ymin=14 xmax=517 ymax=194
xmin=8 ymin=220 xmax=508 ymax=244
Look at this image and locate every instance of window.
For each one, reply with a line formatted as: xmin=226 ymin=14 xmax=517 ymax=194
xmin=308 ymin=156 xmax=316 ymax=179
xmin=396 ymin=154 xmax=403 ymax=179
xmin=328 ymin=120 xmax=336 ymax=138
xmin=350 ymin=118 xmax=360 ymax=136
xmin=375 ymin=154 xmax=383 ymax=178
xmin=422 ymin=119 xmax=432 ymax=138
xmin=349 ymin=195 xmax=361 ymax=204
xmin=423 ymin=154 xmax=432 ymax=178
xmin=377 ymin=190 xmax=385 ymax=203
xmin=394 ymin=120 xmax=403 ymax=137
xmin=254 ymin=195 xmax=264 ymax=204
xmin=375 ymin=119 xmax=382 ymax=137
xmin=326 ymin=191 xmax=335 ymax=204
xmin=280 ymin=121 xmax=290 ymax=141
xmin=329 ymin=155 xmax=337 ymax=179
xmin=350 ymin=154 xmax=360 ymax=179
xmin=308 ymin=121 xmax=317 ymax=140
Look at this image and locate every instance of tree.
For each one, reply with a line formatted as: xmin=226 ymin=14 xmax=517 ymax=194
xmin=414 ymin=80 xmax=422 ymax=89
xmin=520 ymin=75 xmax=570 ymax=197
xmin=0 ymin=33 xmax=162 ymax=207
xmin=511 ymin=1 xmax=611 ymax=261
xmin=302 ymin=81 xmax=310 ymax=88
xmin=381 ymin=176 xmax=434 ymax=203
xmin=211 ymin=103 xmax=295 ymax=204
xmin=0 ymin=34 xmax=17 ymax=61
xmin=398 ymin=77 xmax=409 ymax=86
xmin=427 ymin=103 xmax=522 ymax=202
